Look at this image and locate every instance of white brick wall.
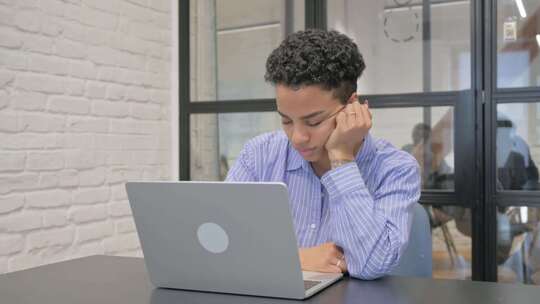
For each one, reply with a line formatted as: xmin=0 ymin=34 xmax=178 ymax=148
xmin=0 ymin=0 xmax=173 ymax=273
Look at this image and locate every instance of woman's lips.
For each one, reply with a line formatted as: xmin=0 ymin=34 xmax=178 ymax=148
xmin=298 ymin=147 xmax=316 ymax=156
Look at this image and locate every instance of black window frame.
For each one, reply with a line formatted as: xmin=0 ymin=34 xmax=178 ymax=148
xmin=179 ymin=0 xmax=540 ymax=283
xmin=482 ymin=0 xmax=540 ymax=282
xmin=179 ymin=0 xmax=327 ymax=180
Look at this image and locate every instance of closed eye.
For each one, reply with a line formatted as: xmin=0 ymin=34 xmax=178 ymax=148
xmin=281 ymin=120 xmax=292 ymax=125
xmin=306 ymin=120 xmax=323 ymax=127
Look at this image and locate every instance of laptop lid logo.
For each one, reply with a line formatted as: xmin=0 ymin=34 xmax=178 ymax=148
xmin=197 ymin=222 xmax=229 ymax=254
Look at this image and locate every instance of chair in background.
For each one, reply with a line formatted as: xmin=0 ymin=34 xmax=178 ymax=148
xmin=391 ymin=203 xmax=433 ymax=278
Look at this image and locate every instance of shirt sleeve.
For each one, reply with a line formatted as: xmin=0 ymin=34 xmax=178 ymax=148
xmin=225 ymin=143 xmax=258 ymax=182
xmin=320 ymin=161 xmax=421 ymax=280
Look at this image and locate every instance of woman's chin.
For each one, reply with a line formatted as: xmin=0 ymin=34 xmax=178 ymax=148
xmin=302 ymin=150 xmax=322 ymax=162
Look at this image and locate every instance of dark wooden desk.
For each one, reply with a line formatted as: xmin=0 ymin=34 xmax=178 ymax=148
xmin=1 ymin=255 xmax=539 ymax=303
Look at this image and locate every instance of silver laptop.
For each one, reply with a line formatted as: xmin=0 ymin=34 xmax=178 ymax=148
xmin=126 ymin=181 xmax=343 ymax=299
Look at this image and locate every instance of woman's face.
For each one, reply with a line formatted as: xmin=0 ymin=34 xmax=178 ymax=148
xmin=276 ymin=84 xmax=346 ymax=163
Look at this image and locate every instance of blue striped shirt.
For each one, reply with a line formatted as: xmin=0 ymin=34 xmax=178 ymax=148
xmin=226 ymin=131 xmax=421 ymax=279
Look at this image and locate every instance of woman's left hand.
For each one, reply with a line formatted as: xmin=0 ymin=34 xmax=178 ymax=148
xmin=325 ymin=100 xmax=372 ymax=162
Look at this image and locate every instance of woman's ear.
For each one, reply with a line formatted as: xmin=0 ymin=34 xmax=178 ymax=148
xmin=347 ymin=92 xmax=358 ymax=104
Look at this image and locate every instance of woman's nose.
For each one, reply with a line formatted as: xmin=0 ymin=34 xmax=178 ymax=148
xmin=291 ymin=126 xmax=309 ymax=145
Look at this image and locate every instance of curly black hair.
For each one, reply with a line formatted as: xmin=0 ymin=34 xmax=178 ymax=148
xmin=265 ymin=29 xmax=365 ymax=104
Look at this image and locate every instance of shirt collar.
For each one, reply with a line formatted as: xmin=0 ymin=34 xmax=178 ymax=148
xmin=286 ymin=142 xmax=310 ymax=172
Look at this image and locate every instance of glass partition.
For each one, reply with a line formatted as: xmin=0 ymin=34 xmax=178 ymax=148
xmin=371 ymin=106 xmax=455 ymax=190
xmin=327 ymin=0 xmax=471 ymax=94
xmin=190 ymin=112 xmax=282 ymax=180
xmin=190 ymin=0 xmax=305 ymax=101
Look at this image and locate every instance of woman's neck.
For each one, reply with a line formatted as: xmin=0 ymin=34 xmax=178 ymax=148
xmin=311 ymin=153 xmax=331 ymax=177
